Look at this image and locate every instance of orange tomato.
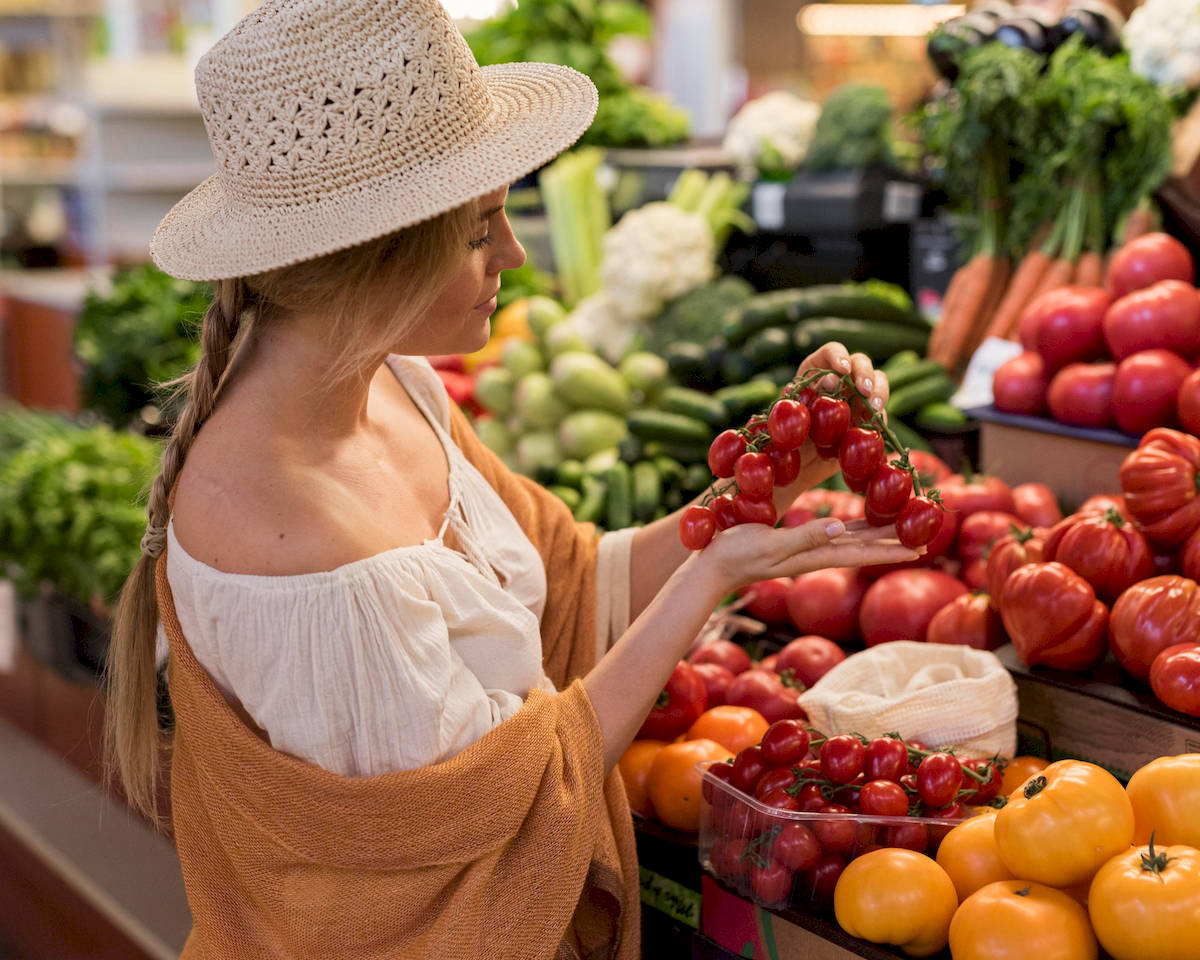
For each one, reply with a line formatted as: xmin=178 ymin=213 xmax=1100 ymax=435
xmin=1000 ymin=755 xmax=1049 ymax=795
xmin=647 ymin=738 xmax=734 ymax=832
xmin=1125 ymin=753 xmax=1200 ymax=847
xmin=949 ymin=881 xmax=1097 ymax=960
xmin=935 ymin=810 xmax=1016 ymax=902
xmin=686 ymin=705 xmax=769 ymax=754
xmin=618 ymin=740 xmax=666 ymax=818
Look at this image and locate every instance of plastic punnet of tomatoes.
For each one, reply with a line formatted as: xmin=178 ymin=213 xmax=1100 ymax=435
xmin=697 ymin=761 xmax=970 ymax=911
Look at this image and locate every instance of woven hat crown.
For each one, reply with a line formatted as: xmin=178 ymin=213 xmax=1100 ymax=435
xmin=196 ymin=0 xmax=493 ymax=207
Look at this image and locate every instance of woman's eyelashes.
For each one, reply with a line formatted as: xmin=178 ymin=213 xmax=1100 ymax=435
xmin=467 ymin=234 xmax=493 ymax=251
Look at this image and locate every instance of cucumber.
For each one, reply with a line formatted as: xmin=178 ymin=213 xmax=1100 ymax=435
xmin=915 ymin=401 xmax=969 ymax=431
xmin=583 ymin=448 xmax=621 ymax=476
xmin=884 ymin=358 xmax=947 ymax=392
xmin=684 ymin=463 xmax=715 ymax=494
xmin=661 ymin=386 xmax=728 ymax=430
xmin=886 ymin=372 xmax=957 ymax=419
xmin=713 ymin=379 xmax=779 ymax=426
xmin=627 ymin=410 xmax=714 ymax=446
xmin=550 ymin=352 xmax=632 ymax=414
xmin=722 ymin=283 xmax=922 ymax=346
xmin=889 ymin=418 xmax=932 ymax=453
xmin=741 ymin=326 xmax=794 ymax=372
xmin=605 ymin=462 xmax=633 ymax=530
xmin=792 ymin=317 xmax=931 ymax=364
xmin=721 ymin=349 xmax=757 ymax=386
xmin=644 ymin=440 xmax=712 ymax=466
xmin=618 ymin=351 xmax=670 ymax=399
xmin=665 ymin=341 xmax=712 ymax=390
xmin=619 ymin=433 xmax=645 ymax=463
xmin=558 ymin=410 xmax=629 ymax=460
xmin=652 ymin=455 xmax=686 ymax=490
xmin=631 ymin=461 xmax=662 ymax=522
xmin=882 ymin=350 xmax=922 ymax=375
xmin=762 ymin=363 xmax=799 ymax=389
xmin=555 ymin=459 xmax=585 ymax=489
xmin=574 ymin=475 xmax=608 ymax=523
xmin=549 ymin=485 xmax=581 ymax=512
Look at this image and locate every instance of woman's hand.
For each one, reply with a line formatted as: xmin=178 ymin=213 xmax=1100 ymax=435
xmin=796 ymin=341 xmax=890 ymax=411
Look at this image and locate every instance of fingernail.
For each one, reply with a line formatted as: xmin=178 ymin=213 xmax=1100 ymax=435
xmin=838 ymin=358 xmax=851 ymax=371
xmin=871 ymin=396 xmax=884 ymax=410
xmin=825 ymin=520 xmax=845 ymax=538
xmin=861 ymin=378 xmax=873 ymax=392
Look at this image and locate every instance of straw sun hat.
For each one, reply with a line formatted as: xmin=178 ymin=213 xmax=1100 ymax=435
xmin=150 ymin=0 xmax=598 ymax=281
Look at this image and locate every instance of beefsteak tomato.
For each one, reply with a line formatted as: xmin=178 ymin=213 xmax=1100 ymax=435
xmin=690 ymin=640 xmax=752 ymax=676
xmin=957 ymin=511 xmax=1025 ymax=565
xmin=1125 ymin=753 xmax=1200 ymax=847
xmin=998 ymin=562 xmax=1109 ymax=670
xmin=1030 ymin=285 xmax=1112 ymax=371
xmin=686 ymin=705 xmax=770 ymax=755
xmin=775 ymin=635 xmax=845 ymax=687
xmin=1042 ymin=507 xmax=1155 ymax=603
xmin=736 ymin=579 xmax=791 ymax=626
xmin=926 ymin=592 xmax=1006 ymax=650
xmin=1184 ymin=527 xmax=1200 ymax=582
xmin=1178 ymin=367 xmax=1200 ymax=436
xmin=618 ymin=740 xmax=666 ymax=818
xmin=1113 ymin=349 xmax=1193 ymax=435
xmin=637 ymin=660 xmax=708 ymax=740
xmin=1119 ymin=428 xmax=1200 ymax=547
xmin=859 ymin=569 xmax=967 ymax=646
xmin=949 ymin=881 xmax=1097 ymax=960
xmin=724 ymin=669 xmax=805 ymax=724
xmin=1104 ymin=278 xmax=1200 ymax=360
xmin=1151 ymin=643 xmax=1200 ymax=717
xmin=985 ymin=525 xmax=1044 ymax=609
xmin=1109 ymin=576 xmax=1200 ymax=680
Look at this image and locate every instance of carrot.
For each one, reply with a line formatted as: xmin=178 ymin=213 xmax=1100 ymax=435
xmin=963 ymin=256 xmax=1012 ymax=359
xmin=931 ymin=253 xmax=999 ymax=370
xmin=927 ymin=265 xmax=970 ymax=362
xmin=1028 ymin=257 xmax=1076 ymax=305
xmin=983 ymin=248 xmax=1052 ymax=341
xmin=1074 ymin=250 xmax=1104 ymax=288
xmin=1122 ymin=203 xmax=1157 ymax=245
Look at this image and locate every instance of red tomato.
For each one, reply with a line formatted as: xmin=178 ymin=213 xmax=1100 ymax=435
xmin=859 ymin=569 xmax=968 ymax=645
xmin=858 ymin=779 xmax=909 ymax=817
xmin=810 ymin=396 xmax=851 ymax=449
xmin=708 ymin=429 xmax=748 ymax=478
xmin=895 ymin=496 xmax=945 ymax=549
xmin=865 ymin=464 xmax=914 ymax=525
xmin=766 ymin=444 xmax=804 ymax=486
xmin=774 ymin=822 xmax=822 ymax=872
xmin=691 ymin=662 xmax=735 ymax=707
xmin=794 ymin=783 xmax=827 ymax=813
xmin=702 ymin=759 xmax=735 ymax=805
xmin=784 ymin=489 xmax=865 ymax=526
xmin=679 ymin=505 xmax=716 ymax=551
xmin=993 ymin=352 xmax=1050 ymax=416
xmin=802 ymin=854 xmax=847 ymax=903
xmin=1079 ymin=494 xmax=1130 ymax=519
xmin=768 ymin=399 xmax=811 ymax=450
xmin=786 ymin=567 xmax=866 ymax=643
xmin=864 ymin=737 xmax=909 ymax=782
xmin=730 ymin=745 xmax=772 ymax=794
xmin=1019 ymin=286 xmax=1110 ymax=354
xmin=1113 ymin=349 xmax=1193 ymax=435
xmin=735 ymin=452 xmax=775 ymax=501
xmin=1106 ymin=234 xmax=1196 ymax=299
xmin=958 ymin=511 xmax=1025 ymax=565
xmin=813 ymin=803 xmax=858 ymax=855
xmin=1179 ymin=368 xmax=1200 ymax=439
xmin=985 ymin=525 xmax=1044 ymax=609
xmin=1104 ymin=279 xmax=1200 ymax=360
xmin=839 ymin=427 xmax=886 ymax=485
xmin=1183 ymin=528 xmax=1200 ymax=581
xmin=759 ymin=719 xmax=810 ymax=766
xmin=1030 ymin=286 xmax=1113 ymax=372
xmin=916 ymin=753 xmax=963 ymax=808
xmin=690 ymin=639 xmax=753 ymax=675
xmin=750 ymin=862 xmax=794 ymax=904
xmin=960 ymin=758 xmax=1004 ymax=805
xmin=1012 ymin=483 xmax=1062 ymax=527
xmin=758 ymin=653 xmax=779 ymax=673
xmin=1109 ymin=575 xmax=1200 ymax=681
xmin=1150 ymin=643 xmax=1200 ymax=716
xmin=1119 ymin=428 xmax=1200 ymax=546
xmin=711 ymin=494 xmax=740 ymax=531
xmin=738 ymin=579 xmax=792 ymax=626
xmin=1047 ymin=362 xmax=1116 ymax=428
xmin=926 ymin=592 xmax=1006 ymax=650
xmin=884 ymin=822 xmax=929 ymax=854
xmin=998 ymin=562 xmax=1109 ymax=670
xmin=939 ymin=473 xmax=1017 ymax=520
xmin=821 ymin=735 xmax=867 ymax=785
xmin=775 ymin=635 xmax=845 ymax=688
xmin=637 ymin=660 xmax=708 ymax=740
xmin=725 ymin=670 xmax=805 ymax=724
xmin=733 ymin=494 xmax=777 ymax=526
xmin=1042 ymin=508 xmax=1155 ymax=603
xmin=961 ymin=557 xmax=989 ymax=590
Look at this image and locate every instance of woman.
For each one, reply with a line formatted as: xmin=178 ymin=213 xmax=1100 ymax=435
xmin=104 ymin=1 xmax=918 ymax=957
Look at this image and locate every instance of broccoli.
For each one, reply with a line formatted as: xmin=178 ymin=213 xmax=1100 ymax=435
xmin=805 ymin=84 xmax=897 ymax=172
xmin=645 ymin=275 xmax=755 ymax=354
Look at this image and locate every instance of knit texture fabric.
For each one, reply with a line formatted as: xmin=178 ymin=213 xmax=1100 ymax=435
xmin=159 ymin=399 xmax=639 ymax=959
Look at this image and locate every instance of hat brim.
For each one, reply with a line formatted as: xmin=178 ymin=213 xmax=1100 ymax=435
xmin=149 ymin=62 xmax=598 ymax=282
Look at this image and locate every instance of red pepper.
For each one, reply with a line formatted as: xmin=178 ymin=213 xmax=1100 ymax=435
xmin=437 ymin=369 xmax=476 ymax=409
xmin=998 ymin=562 xmax=1109 ymax=671
xmin=637 ymin=660 xmax=708 ymax=741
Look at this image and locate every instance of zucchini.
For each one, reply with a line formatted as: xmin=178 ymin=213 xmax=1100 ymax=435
xmin=792 ymin=317 xmax=931 ymax=364
xmin=722 ymin=283 xmax=922 ymax=347
xmin=684 ymin=463 xmax=715 ymax=494
xmin=882 ymin=350 xmax=922 ymax=375
xmin=741 ymin=326 xmax=794 ymax=372
xmin=619 ymin=433 xmax=645 ymax=463
xmin=631 ymin=461 xmax=662 ymax=522
xmin=915 ymin=401 xmax=969 ymax=431
xmin=627 ymin=410 xmax=714 ymax=446
xmin=720 ymin=349 xmax=757 ymax=386
xmin=886 ymin=372 xmax=957 ymax=419
xmin=888 ymin=418 xmax=932 ymax=453
xmin=555 ymin=459 xmax=585 ymax=489
xmin=661 ymin=386 xmax=728 ymax=430
xmin=605 ymin=462 xmax=633 ymax=530
xmin=549 ymin=485 xmax=581 ymax=512
xmin=665 ymin=341 xmax=711 ymax=389
xmin=652 ymin=455 xmax=686 ymax=490
xmin=713 ymin=379 xmax=780 ymax=426
xmin=885 ymin=358 xmax=947 ymax=392
xmin=644 ymin=440 xmax=713 ymax=466
xmin=574 ymin=475 xmax=608 ymax=523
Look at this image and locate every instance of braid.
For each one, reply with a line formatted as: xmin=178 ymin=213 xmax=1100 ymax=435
xmin=141 ymin=280 xmax=246 ymax=557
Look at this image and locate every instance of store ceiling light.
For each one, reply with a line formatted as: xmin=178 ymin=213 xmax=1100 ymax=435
xmin=797 ymin=4 xmax=965 ymax=37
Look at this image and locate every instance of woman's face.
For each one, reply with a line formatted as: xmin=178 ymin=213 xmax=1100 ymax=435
xmin=406 ymin=186 xmax=526 ymax=356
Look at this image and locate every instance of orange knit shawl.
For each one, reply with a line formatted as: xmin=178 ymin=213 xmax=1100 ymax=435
xmin=158 ymin=403 xmax=640 ymax=959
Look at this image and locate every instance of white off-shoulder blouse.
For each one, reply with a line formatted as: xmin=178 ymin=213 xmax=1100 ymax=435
xmin=163 ymin=355 xmax=635 ymax=777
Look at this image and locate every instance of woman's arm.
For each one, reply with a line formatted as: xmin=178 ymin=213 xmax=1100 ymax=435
xmin=627 ymin=344 xmax=890 ymax=621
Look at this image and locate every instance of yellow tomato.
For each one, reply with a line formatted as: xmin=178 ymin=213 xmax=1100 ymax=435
xmin=617 ymin=740 xmax=665 ymax=819
xmin=685 ymin=705 xmax=769 ymax=754
xmin=833 ymin=849 xmax=958 ymax=958
xmin=1088 ymin=841 xmax=1200 ymax=960
xmin=1126 ymin=754 xmax=1200 ymax=848
xmin=994 ymin=759 xmax=1134 ymax=887
xmin=935 ymin=810 xmax=1016 ymax=902
xmin=949 ymin=881 xmax=1097 ymax=960
xmin=1000 ymin=755 xmax=1048 ymax=795
xmin=647 ymin=738 xmax=733 ymax=832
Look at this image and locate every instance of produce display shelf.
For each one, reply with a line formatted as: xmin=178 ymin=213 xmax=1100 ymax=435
xmin=997 ymin=644 xmax=1200 ymax=781
xmin=634 ymin=816 xmax=703 ymax=957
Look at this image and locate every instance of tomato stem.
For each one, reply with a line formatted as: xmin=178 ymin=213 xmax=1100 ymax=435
xmin=1140 ymin=832 xmax=1175 ymax=877
xmin=1023 ymin=775 xmax=1048 ymax=799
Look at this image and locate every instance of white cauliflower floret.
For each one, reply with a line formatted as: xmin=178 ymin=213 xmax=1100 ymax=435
xmin=563 ymin=291 xmax=640 ymax=364
xmin=723 ymin=90 xmax=821 ymax=174
xmin=599 ymin=202 xmax=714 ymax=324
xmin=1126 ymin=0 xmax=1200 ymax=90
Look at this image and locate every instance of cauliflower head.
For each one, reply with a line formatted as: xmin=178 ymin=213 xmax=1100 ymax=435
xmin=1126 ymin=0 xmax=1200 ymax=91
xmin=563 ymin=291 xmax=640 ymax=364
xmin=724 ymin=90 xmax=821 ymax=175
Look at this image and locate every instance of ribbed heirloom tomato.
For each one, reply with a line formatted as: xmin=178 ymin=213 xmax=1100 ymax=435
xmin=985 ymin=525 xmax=1043 ymax=609
xmin=1119 ymin=428 xmax=1200 ymax=547
xmin=998 ymin=563 xmax=1109 ymax=670
xmin=1042 ymin=508 xmax=1155 ymax=603
xmin=1109 ymin=576 xmax=1200 ymax=680
xmin=949 ymin=881 xmax=1097 ymax=960
xmin=1151 ymin=644 xmax=1200 ymax=717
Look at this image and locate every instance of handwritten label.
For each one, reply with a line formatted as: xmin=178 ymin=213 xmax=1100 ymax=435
xmin=639 ymin=866 xmax=700 ymax=929
xmin=951 ymin=336 xmax=1024 ymax=410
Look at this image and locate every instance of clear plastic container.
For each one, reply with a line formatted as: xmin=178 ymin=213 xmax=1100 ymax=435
xmin=698 ymin=763 xmax=968 ymax=910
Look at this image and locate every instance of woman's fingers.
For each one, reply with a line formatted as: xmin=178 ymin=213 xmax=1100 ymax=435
xmin=871 ymin=368 xmax=890 ymax=409
xmin=770 ymin=538 xmax=919 ymax=578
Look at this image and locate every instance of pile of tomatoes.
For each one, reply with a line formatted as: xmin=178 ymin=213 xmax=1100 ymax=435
xmin=701 ymin=719 xmax=1003 ymax=907
xmin=678 ymin=372 xmax=947 ymax=552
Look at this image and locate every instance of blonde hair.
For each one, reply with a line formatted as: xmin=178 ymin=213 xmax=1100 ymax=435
xmin=104 ymin=201 xmax=480 ymax=826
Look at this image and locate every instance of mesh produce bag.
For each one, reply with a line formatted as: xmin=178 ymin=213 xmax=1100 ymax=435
xmin=797 ymin=642 xmax=1018 ymax=758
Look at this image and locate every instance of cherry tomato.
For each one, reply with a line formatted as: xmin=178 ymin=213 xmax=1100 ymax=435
xmin=961 ymin=758 xmax=1004 ymax=805
xmin=757 ymin=787 xmax=802 ymax=830
xmin=793 ymin=386 xmax=817 ymax=407
xmin=813 ymin=803 xmax=857 ymax=855
xmin=885 ymin=821 xmax=928 ymax=854
xmin=760 ymin=719 xmax=811 ymax=767
xmin=821 ymin=734 xmax=867 ymax=784
xmin=755 ymin=766 xmax=800 ymax=800
xmin=730 ymin=745 xmax=772 ymax=795
xmin=844 ymin=470 xmax=871 ymax=494
xmin=900 ymin=773 xmax=919 ymax=794
xmin=766 ymin=444 xmax=803 ymax=486
xmin=917 ymin=753 xmax=964 ymax=808
xmin=796 ymin=783 xmax=828 ymax=812
xmin=864 ymin=737 xmax=909 ymax=783
xmin=679 ymin=505 xmax=716 ymax=550
xmin=833 ymin=775 xmax=866 ymax=809
xmin=711 ymin=494 xmax=740 ymax=530
xmin=802 ymin=854 xmax=846 ymax=903
xmin=733 ymin=495 xmax=777 ymax=526
xmin=751 ymin=861 xmax=794 ymax=904
xmin=768 ymin=399 xmax=811 ymax=451
xmin=702 ymin=759 xmax=734 ymax=804
xmin=774 ymin=822 xmax=822 ymax=872
xmin=717 ymin=797 xmax=757 ymax=838
xmin=735 ymin=452 xmax=775 ymax=501
xmin=865 ymin=464 xmax=914 ymax=524
xmin=895 ymin=496 xmax=945 ymax=549
xmin=809 ymin=396 xmax=851 ymax=448
xmin=839 ymin=427 xmax=886 ymax=484
xmin=858 ymin=780 xmax=910 ymax=818
xmin=710 ymin=835 xmax=750 ymax=879
xmin=746 ymin=415 xmax=770 ymax=438
xmin=1149 ymin=643 xmax=1200 ymax=716
xmin=708 ymin=429 xmax=748 ymax=478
